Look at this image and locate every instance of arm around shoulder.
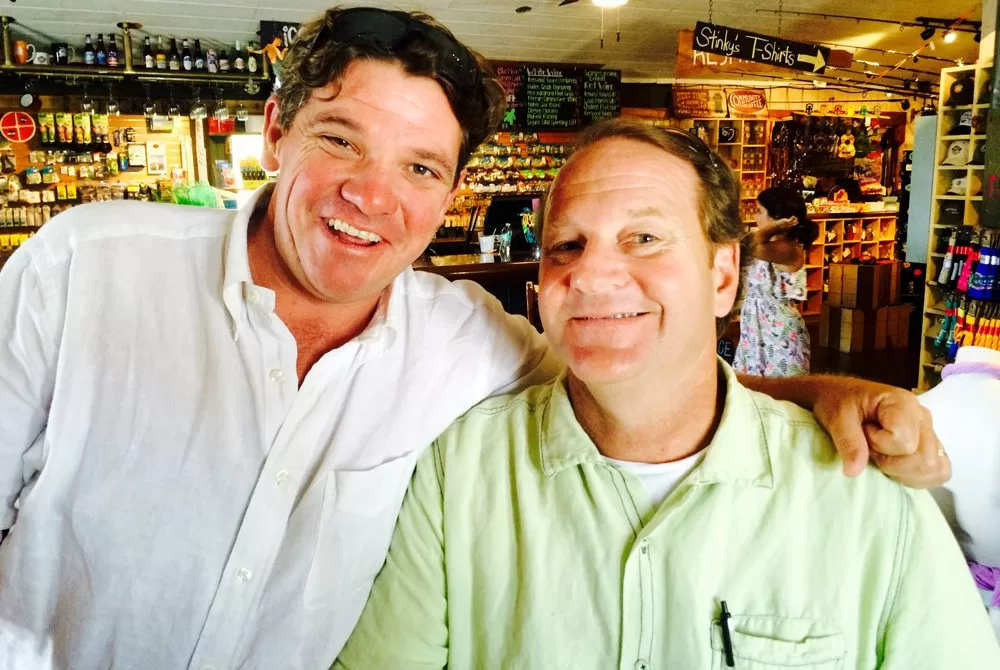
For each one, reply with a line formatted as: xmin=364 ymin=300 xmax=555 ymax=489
xmin=333 ymin=443 xmax=450 ymax=670
xmin=878 ymin=489 xmax=1000 ymax=666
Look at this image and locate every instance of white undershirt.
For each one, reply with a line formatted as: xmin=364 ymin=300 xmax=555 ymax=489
xmin=605 ymin=450 xmax=706 ymax=506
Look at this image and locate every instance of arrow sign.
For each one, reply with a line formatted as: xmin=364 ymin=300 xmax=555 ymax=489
xmin=693 ymin=22 xmax=831 ymax=75
xmin=797 ymin=49 xmax=826 ymax=73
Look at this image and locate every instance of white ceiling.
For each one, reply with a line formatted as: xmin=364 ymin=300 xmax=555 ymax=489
xmin=8 ymin=0 xmax=983 ymax=86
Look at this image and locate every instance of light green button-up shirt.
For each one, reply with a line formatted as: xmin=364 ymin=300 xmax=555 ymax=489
xmin=336 ymin=362 xmax=1000 ymax=669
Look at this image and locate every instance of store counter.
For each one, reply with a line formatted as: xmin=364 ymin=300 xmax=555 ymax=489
xmin=414 ymin=253 xmax=539 ymax=318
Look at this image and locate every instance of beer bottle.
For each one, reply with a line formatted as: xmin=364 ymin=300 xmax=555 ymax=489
xmin=155 ymin=36 xmax=167 ymax=70
xmin=218 ymin=49 xmax=230 ymax=72
xmin=193 ymin=39 xmax=206 ymax=71
xmin=181 ymin=38 xmax=193 ymax=71
xmin=107 ymin=34 xmax=119 ymax=67
xmin=247 ymin=42 xmax=258 ymax=74
xmin=234 ymin=40 xmax=246 ymax=72
xmin=83 ymin=34 xmax=96 ymax=66
xmin=95 ymin=34 xmax=107 ymax=66
xmin=143 ymin=36 xmax=154 ymax=70
xmin=168 ymin=38 xmax=181 ymax=71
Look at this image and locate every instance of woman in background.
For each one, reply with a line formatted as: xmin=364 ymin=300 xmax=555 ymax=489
xmin=734 ymin=187 xmax=819 ymax=377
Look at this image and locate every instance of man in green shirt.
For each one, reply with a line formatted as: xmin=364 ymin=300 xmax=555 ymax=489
xmin=336 ymin=120 xmax=1000 ymax=668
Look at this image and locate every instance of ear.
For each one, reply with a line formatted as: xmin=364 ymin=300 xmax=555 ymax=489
xmin=441 ymin=167 xmax=467 ymax=215
xmin=261 ymin=96 xmax=284 ymax=173
xmin=711 ymin=241 xmax=741 ymax=320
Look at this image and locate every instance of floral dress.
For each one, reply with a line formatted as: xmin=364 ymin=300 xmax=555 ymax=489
xmin=734 ymin=259 xmax=811 ymax=377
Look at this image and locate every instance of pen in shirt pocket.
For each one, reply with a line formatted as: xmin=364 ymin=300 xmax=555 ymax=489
xmin=720 ymin=600 xmax=736 ymax=667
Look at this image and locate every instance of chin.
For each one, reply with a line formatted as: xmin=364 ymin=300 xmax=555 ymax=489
xmin=564 ymin=348 xmax=649 ymax=386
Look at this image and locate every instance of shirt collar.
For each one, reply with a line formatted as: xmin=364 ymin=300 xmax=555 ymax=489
xmin=222 ymin=184 xmax=271 ymax=337
xmin=221 ymin=182 xmax=401 ymax=354
xmin=540 ymin=359 xmax=773 ymax=489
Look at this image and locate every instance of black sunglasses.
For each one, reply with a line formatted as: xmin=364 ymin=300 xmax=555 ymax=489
xmin=661 ymin=126 xmax=722 ymax=172
xmin=306 ymin=7 xmax=478 ymax=82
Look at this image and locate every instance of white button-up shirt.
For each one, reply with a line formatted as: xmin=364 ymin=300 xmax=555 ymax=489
xmin=0 ymin=187 xmax=559 ymax=669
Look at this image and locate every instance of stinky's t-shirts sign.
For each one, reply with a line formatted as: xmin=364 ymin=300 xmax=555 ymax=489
xmin=496 ymin=63 xmax=621 ymax=131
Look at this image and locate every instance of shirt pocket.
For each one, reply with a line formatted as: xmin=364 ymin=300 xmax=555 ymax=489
xmin=304 ymin=454 xmax=415 ymax=611
xmin=711 ymin=614 xmax=846 ymax=670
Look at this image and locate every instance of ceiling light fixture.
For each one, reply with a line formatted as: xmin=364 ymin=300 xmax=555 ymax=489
xmin=920 ymin=26 xmax=936 ymax=41
xmin=943 ymin=30 xmax=957 ymax=43
xmin=592 ymin=0 xmax=627 ymax=6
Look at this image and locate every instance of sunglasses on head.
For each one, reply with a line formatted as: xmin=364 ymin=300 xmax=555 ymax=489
xmin=661 ymin=126 xmax=722 ymax=172
xmin=306 ymin=7 xmax=478 ymax=82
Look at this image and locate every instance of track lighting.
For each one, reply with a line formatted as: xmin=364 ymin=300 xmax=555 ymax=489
xmin=920 ymin=26 xmax=936 ymax=41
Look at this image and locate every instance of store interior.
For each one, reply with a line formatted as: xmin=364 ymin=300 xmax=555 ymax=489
xmin=0 ymin=0 xmax=994 ymax=392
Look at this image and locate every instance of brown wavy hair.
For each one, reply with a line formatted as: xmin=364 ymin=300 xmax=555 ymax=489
xmin=274 ymin=7 xmax=506 ymax=185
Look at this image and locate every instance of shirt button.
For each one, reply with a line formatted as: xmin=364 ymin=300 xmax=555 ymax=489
xmin=634 ymin=660 xmax=650 ymax=670
xmin=247 ymin=289 xmax=261 ymax=305
xmin=640 ymin=542 xmax=649 ymax=555
xmin=275 ymin=469 xmax=289 ymax=486
xmin=235 ymin=568 xmax=253 ymax=583
xmin=269 ymin=368 xmax=285 ymax=383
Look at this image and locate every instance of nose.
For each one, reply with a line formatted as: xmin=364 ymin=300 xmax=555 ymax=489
xmin=340 ymin=158 xmax=399 ymax=217
xmin=568 ymin=242 xmax=630 ymax=295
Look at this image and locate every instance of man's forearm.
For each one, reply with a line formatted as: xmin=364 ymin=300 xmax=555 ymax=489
xmin=737 ymin=372 xmax=836 ymax=411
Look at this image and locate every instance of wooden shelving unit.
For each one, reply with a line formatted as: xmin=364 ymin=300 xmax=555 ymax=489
xmin=675 ymin=118 xmax=770 ymax=225
xmin=917 ymin=62 xmax=993 ymax=391
xmin=802 ymin=213 xmax=899 ymax=316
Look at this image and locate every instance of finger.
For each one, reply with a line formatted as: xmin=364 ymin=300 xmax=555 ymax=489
xmin=863 ymin=422 xmax=917 ymax=458
xmin=827 ymin=413 xmax=870 ymax=477
xmin=872 ymin=422 xmax=950 ymax=489
xmin=867 ymin=401 xmax=920 ymax=456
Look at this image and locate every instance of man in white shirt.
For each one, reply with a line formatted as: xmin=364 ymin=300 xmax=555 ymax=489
xmin=0 ymin=7 xmax=947 ymax=670
xmin=922 ymin=345 xmax=1000 ymax=642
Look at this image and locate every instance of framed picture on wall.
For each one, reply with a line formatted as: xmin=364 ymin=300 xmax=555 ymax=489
xmin=146 ymin=141 xmax=168 ymax=175
xmin=127 ymin=143 xmax=146 ymax=168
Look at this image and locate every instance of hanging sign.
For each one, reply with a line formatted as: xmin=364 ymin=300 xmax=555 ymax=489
xmin=676 ymin=30 xmax=851 ymax=79
xmin=693 ymin=21 xmax=831 ymax=75
xmin=726 ymin=88 xmax=768 ymax=117
xmin=0 ymin=111 xmax=36 ymax=143
xmin=672 ymin=86 xmax=728 ymax=119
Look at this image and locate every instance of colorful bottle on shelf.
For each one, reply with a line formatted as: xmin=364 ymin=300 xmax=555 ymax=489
xmin=82 ymin=34 xmax=96 ymax=65
xmin=143 ymin=36 xmax=154 ymax=69
xmin=155 ymin=36 xmax=167 ymax=70
xmin=181 ymin=38 xmax=193 ymax=71
xmin=106 ymin=35 xmax=119 ymax=67
xmin=193 ymin=39 xmax=205 ymax=71
xmin=95 ymin=34 xmax=107 ymax=66
xmin=168 ymin=38 xmax=181 ymax=71
xmin=234 ymin=41 xmax=245 ymax=73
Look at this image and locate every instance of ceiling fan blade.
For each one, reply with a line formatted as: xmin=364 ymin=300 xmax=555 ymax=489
xmin=558 ymin=0 xmax=580 ymax=5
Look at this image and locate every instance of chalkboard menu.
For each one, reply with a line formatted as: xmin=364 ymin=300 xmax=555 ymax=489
xmin=495 ymin=62 xmax=621 ymax=131
xmin=582 ymin=69 xmax=621 ymax=126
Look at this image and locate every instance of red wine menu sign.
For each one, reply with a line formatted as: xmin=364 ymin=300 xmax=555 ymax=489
xmin=495 ymin=62 xmax=620 ymax=131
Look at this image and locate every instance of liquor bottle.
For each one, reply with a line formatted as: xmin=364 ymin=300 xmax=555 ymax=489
xmin=206 ymin=49 xmax=218 ymax=74
xmin=168 ymin=38 xmax=181 ymax=71
xmin=95 ymin=34 xmax=107 ymax=66
xmin=107 ymin=34 xmax=119 ymax=67
xmin=143 ymin=36 xmax=154 ymax=69
xmin=234 ymin=40 xmax=246 ymax=72
xmin=218 ymin=49 xmax=230 ymax=73
xmin=181 ymin=38 xmax=193 ymax=71
xmin=193 ymin=39 xmax=206 ymax=71
xmin=83 ymin=34 xmax=96 ymax=65
xmin=155 ymin=36 xmax=167 ymax=70
xmin=246 ymin=41 xmax=258 ymax=74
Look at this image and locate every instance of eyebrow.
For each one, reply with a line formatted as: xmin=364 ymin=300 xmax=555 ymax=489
xmin=309 ymin=113 xmax=362 ymax=133
xmin=628 ymin=207 xmax=665 ymax=219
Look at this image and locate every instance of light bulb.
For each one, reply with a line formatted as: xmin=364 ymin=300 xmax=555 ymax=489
xmin=943 ymin=30 xmax=957 ymax=44
xmin=592 ymin=0 xmax=627 ymax=6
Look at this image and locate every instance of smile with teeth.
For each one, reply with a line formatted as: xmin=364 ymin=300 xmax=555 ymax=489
xmin=578 ymin=313 xmax=644 ymax=320
xmin=328 ymin=219 xmax=382 ymax=244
